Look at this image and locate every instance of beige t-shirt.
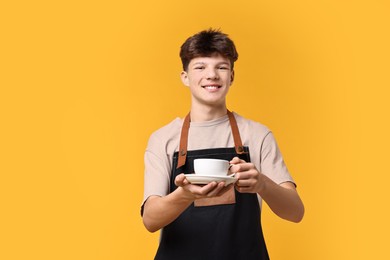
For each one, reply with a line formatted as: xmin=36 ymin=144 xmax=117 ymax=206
xmin=143 ymin=112 xmax=294 ymax=206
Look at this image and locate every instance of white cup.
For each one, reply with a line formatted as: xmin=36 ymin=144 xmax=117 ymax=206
xmin=193 ymin=158 xmax=230 ymax=176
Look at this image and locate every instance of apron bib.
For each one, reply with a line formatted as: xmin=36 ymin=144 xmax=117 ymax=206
xmin=155 ymin=111 xmax=269 ymax=260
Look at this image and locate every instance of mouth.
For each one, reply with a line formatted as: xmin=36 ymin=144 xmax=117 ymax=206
xmin=202 ymin=84 xmax=222 ymax=91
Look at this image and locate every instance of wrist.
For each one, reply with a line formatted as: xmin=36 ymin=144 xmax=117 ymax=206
xmin=257 ymin=173 xmax=268 ymax=195
xmin=175 ymin=186 xmax=195 ymax=203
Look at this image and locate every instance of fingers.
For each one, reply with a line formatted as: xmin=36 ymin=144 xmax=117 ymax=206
xmin=235 ymin=178 xmax=256 ymax=193
xmin=229 ymin=160 xmax=255 ymax=175
xmin=174 ymin=173 xmax=188 ymax=187
xmin=229 ymin=158 xmax=259 ymax=193
xmin=176 ymin=173 xmax=233 ymax=199
xmin=233 ymin=166 xmax=262 ymax=194
xmin=235 ymin=177 xmax=255 ymax=189
xmin=196 ymin=181 xmax=226 ymax=197
xmin=235 ymin=185 xmax=253 ymax=193
xmin=229 ymin=157 xmax=246 ymax=164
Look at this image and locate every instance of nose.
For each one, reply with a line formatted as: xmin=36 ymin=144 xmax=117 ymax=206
xmin=205 ymin=68 xmax=219 ymax=80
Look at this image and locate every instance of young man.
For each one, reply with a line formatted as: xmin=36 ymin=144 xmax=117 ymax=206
xmin=141 ymin=29 xmax=304 ymax=260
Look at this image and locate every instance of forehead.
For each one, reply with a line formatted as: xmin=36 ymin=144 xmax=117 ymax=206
xmin=189 ymin=54 xmax=231 ymax=66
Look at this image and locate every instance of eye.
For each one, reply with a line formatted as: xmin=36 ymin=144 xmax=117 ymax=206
xmin=218 ymin=66 xmax=229 ymax=70
xmin=194 ymin=66 xmax=205 ymax=70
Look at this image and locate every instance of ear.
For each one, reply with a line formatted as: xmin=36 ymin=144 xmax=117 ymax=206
xmin=230 ymin=70 xmax=235 ymax=84
xmin=180 ymin=71 xmax=190 ymax=87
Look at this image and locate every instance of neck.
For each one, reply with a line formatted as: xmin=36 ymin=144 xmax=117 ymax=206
xmin=189 ymin=104 xmax=228 ymax=122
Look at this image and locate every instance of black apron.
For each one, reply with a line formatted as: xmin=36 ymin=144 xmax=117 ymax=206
xmin=155 ymin=111 xmax=269 ymax=260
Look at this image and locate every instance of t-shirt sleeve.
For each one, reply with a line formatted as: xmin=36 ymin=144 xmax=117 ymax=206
xmin=141 ymin=134 xmax=171 ymax=215
xmin=260 ymin=132 xmax=295 ymax=186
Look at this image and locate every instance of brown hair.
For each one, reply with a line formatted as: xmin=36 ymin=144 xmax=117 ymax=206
xmin=179 ymin=28 xmax=239 ymax=71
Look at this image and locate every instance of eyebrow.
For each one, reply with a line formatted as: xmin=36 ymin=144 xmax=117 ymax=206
xmin=192 ymin=61 xmax=230 ymax=66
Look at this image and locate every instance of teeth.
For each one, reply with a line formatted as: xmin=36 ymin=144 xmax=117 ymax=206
xmin=204 ymin=85 xmax=219 ymax=89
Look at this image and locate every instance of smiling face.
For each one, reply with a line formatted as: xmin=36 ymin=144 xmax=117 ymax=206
xmin=181 ymin=54 xmax=234 ymax=109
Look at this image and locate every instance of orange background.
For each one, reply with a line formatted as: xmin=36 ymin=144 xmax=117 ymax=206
xmin=1 ymin=0 xmax=389 ymax=259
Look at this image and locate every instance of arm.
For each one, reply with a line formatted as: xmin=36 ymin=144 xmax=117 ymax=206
xmin=230 ymin=157 xmax=304 ymax=223
xmin=142 ymin=189 xmax=193 ymax=233
xmin=142 ymin=174 xmax=229 ymax=232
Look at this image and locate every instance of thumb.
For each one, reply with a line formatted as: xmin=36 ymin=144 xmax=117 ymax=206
xmin=174 ymin=173 xmax=186 ymax=187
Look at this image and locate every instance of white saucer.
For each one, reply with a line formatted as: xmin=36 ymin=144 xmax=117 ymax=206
xmin=184 ymin=174 xmax=237 ymax=186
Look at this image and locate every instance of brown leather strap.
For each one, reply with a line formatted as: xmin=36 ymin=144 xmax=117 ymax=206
xmin=177 ymin=112 xmax=191 ymax=169
xmin=227 ymin=110 xmax=246 ymax=155
xmin=176 ymin=110 xmax=246 ymax=169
